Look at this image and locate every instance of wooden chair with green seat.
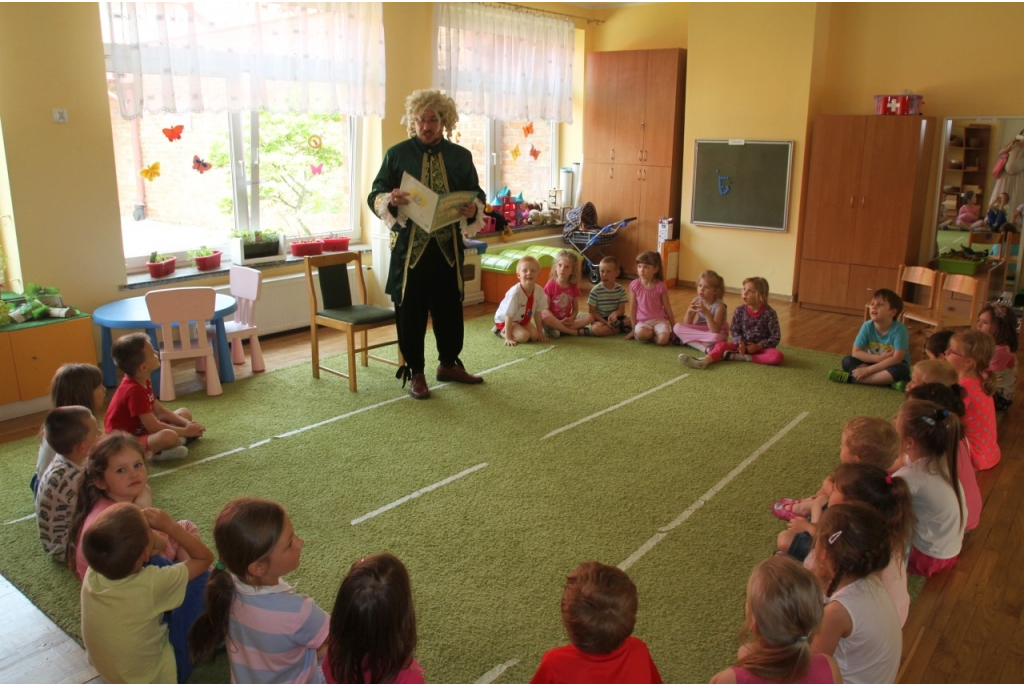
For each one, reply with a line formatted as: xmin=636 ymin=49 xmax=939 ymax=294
xmin=863 ymin=264 xmax=940 ymax=323
xmin=303 ymin=252 xmax=402 ymax=391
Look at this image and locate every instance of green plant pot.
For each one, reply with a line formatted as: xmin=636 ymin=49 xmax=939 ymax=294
xmin=244 ymin=241 xmax=281 ymax=259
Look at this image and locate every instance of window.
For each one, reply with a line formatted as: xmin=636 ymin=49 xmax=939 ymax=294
xmin=459 ymin=115 xmax=558 ymax=207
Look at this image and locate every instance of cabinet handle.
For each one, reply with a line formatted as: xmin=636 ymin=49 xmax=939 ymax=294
xmin=636 ymin=168 xmax=641 ymax=180
xmin=850 ymin=195 xmax=855 ymax=208
xmin=642 ymin=168 xmax=647 ymax=181
xmin=861 ymin=196 xmax=866 ymax=208
xmin=609 ymin=167 xmax=613 ymax=179
xmin=643 ymin=150 xmax=648 ymax=161
xmin=610 ymin=148 xmax=614 ymax=160
xmin=638 ymin=149 xmax=643 ymax=161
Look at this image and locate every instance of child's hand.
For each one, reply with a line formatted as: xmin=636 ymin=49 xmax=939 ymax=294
xmin=851 ymin=366 xmax=871 ymax=380
xmin=624 ymin=331 xmax=635 ymax=340
xmin=142 ymin=507 xmax=176 ymax=534
xmin=737 ymin=341 xmax=747 ymax=355
xmin=539 ymin=334 xmax=550 ymax=343
xmin=505 ymin=337 xmax=517 ymax=347
xmin=787 ymin=518 xmax=814 ymax=534
xmin=183 ymin=421 xmax=205 ymax=437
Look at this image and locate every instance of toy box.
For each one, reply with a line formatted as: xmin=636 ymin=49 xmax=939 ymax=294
xmin=874 ymin=94 xmax=924 ymax=116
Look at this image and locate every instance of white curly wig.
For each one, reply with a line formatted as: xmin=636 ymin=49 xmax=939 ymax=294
xmin=401 ymin=89 xmax=460 ymax=139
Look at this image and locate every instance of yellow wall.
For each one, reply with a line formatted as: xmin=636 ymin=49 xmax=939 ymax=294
xmin=678 ymin=3 xmax=822 ymax=296
xmin=0 ymin=3 xmax=125 ymax=314
xmin=593 ymin=3 xmax=688 ymax=51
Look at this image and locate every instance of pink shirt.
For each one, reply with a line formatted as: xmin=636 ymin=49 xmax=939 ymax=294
xmin=960 ymin=376 xmax=1000 ymax=470
xmin=543 ymin=280 xmax=582 ymax=320
xmin=75 ymin=497 xmax=115 ymax=579
xmin=630 ymin=279 xmax=670 ymax=323
xmin=323 ymin=656 xmax=425 ymax=684
xmin=733 ymin=653 xmax=835 ymax=683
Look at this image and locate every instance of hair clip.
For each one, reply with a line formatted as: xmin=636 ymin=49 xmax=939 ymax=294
xmin=792 ymin=635 xmax=809 ymax=644
xmin=920 ymin=415 xmax=936 ymax=426
xmin=828 ymin=530 xmax=843 ymax=545
xmin=214 ymin=559 xmax=226 ymax=571
xmin=885 ymin=475 xmax=893 ymax=485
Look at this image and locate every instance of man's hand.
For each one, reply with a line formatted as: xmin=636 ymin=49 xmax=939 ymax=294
xmin=388 ymin=189 xmax=410 ymax=206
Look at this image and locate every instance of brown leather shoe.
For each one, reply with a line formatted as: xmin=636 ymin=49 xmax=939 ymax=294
xmin=436 ymin=363 xmax=484 ymax=384
xmin=409 ymin=373 xmax=430 ymax=399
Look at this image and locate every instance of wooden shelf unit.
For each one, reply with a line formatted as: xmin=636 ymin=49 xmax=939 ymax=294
xmin=939 ymin=123 xmax=992 ymax=220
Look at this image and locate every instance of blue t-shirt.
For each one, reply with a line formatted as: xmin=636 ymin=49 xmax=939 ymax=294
xmin=854 ymin=319 xmax=909 ymax=358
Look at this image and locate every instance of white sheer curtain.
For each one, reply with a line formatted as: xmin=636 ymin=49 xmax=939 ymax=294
xmin=101 ymin=2 xmax=386 ymax=119
xmin=433 ymin=3 xmax=573 ymax=123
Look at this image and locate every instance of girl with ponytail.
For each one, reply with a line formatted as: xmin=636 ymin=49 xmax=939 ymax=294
xmin=711 ymin=556 xmax=839 ymax=683
xmin=892 ymin=399 xmax=967 ymax=578
xmin=811 ymin=503 xmax=902 ymax=684
xmin=947 ymin=330 xmax=1001 ymax=470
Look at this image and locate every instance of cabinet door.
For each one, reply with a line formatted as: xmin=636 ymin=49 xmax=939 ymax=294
xmin=853 ymin=117 xmax=930 ymax=268
xmin=638 ymin=165 xmax=673 ymax=256
xmin=9 ymin=317 xmax=98 ymax=400
xmin=641 ymin=50 xmax=684 ymax=167
xmin=798 ymin=259 xmax=851 ymax=308
xmin=583 ymin=52 xmax=618 ymax=164
xmin=801 ymin=116 xmax=865 ymax=263
xmin=0 ymin=333 xmax=19 ymax=405
xmin=846 ymin=265 xmax=899 ymax=311
xmin=613 ymin=51 xmax=647 ymax=165
xmin=593 ymin=164 xmax=641 ymax=272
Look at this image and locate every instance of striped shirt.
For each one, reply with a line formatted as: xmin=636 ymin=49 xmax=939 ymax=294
xmin=228 ymin=578 xmax=330 ymax=684
xmin=587 ymin=282 xmax=628 ymax=318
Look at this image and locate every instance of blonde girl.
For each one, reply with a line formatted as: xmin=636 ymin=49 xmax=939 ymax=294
xmin=679 ymin=277 xmax=783 ymax=369
xmin=892 ymin=399 xmax=966 ymax=577
xmin=34 ymin=363 xmax=105 ymax=493
xmin=710 ymin=556 xmax=839 ymax=684
xmin=673 ymin=269 xmax=727 ymax=354
xmin=625 ymin=251 xmax=675 ymax=345
xmin=189 ymin=498 xmax=330 ymax=683
xmin=811 ymin=503 xmax=902 ymax=683
xmin=946 ymin=330 xmax=1000 ymax=470
xmin=976 ymin=301 xmax=1018 ymax=410
xmin=542 ymin=250 xmax=594 ymax=337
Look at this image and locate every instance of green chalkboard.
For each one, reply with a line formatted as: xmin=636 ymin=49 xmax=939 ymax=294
xmin=691 ymin=140 xmax=793 ymax=232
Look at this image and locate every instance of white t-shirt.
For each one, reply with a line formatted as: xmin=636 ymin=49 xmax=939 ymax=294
xmin=830 ymin=575 xmax=902 ymax=684
xmin=894 ymin=456 xmax=966 ymax=560
xmin=494 ymin=283 xmax=548 ymax=326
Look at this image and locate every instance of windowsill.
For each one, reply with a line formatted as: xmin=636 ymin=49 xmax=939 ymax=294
xmin=121 ymin=243 xmax=373 ymax=290
xmin=476 ymin=223 xmax=564 ymax=245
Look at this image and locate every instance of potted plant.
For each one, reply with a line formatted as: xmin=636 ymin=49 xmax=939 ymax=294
xmin=322 ymin=234 xmax=351 ymax=252
xmin=289 ymin=237 xmax=325 ymax=257
xmin=230 ymin=229 xmax=284 ymax=265
xmin=146 ymin=251 xmax=177 ymax=278
xmin=188 ymin=245 xmax=223 ymax=272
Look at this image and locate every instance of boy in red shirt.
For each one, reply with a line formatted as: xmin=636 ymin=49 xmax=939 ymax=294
xmin=531 ymin=561 xmax=662 ymax=684
xmin=105 ymin=333 xmax=205 ymax=460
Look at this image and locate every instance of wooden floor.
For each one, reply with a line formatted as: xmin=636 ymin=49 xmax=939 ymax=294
xmin=1 ymin=284 xmax=1021 ymax=683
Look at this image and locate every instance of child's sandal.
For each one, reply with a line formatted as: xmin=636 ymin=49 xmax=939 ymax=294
xmin=772 ymin=498 xmax=800 ymax=521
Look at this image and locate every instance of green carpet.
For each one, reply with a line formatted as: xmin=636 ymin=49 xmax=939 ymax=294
xmin=0 ymin=320 xmax=907 ymax=683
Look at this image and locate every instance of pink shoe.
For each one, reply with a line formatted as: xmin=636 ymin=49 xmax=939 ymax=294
xmin=772 ymin=498 xmax=800 ymax=521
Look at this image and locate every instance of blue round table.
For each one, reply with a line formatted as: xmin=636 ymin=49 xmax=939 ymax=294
xmin=92 ymin=293 xmax=238 ymax=389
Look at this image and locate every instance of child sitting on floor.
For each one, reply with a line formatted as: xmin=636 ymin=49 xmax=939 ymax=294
xmin=673 ymin=269 xmax=728 ymax=354
xmin=531 ymin=561 xmax=661 ymax=684
xmin=773 ymin=417 xmax=899 ymax=561
xmin=625 ymin=251 xmax=675 ymax=346
xmin=542 ymin=250 xmax=594 ymax=337
xmin=35 ymin=406 xmax=100 ymax=557
xmin=587 ymin=256 xmax=631 ymax=337
xmin=828 ymin=288 xmax=910 ymax=389
xmin=106 ymin=333 xmax=204 ymax=461
xmin=710 ymin=556 xmax=840 ymax=684
xmin=976 ymin=301 xmax=1018 ymax=410
xmin=80 ymin=502 xmax=213 ymax=684
xmin=924 ymin=329 xmax=954 ymax=360
xmin=678 ymin=277 xmax=783 ymax=369
xmin=494 ymin=256 xmax=549 ymax=347
xmin=34 ymin=363 xmax=105 ymax=494
xmin=947 ymin=330 xmax=1000 ymax=470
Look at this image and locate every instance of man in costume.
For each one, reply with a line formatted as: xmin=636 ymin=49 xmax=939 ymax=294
xmin=368 ymin=89 xmax=486 ymax=399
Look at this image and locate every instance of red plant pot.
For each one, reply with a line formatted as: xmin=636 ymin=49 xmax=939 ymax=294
xmin=193 ymin=251 xmax=223 ymax=272
xmin=322 ymin=237 xmax=351 ymax=252
xmin=290 ymin=240 xmax=325 ymax=257
xmin=146 ymin=257 xmax=177 ymax=278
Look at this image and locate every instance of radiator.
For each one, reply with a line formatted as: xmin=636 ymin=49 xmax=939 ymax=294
xmin=215 ymin=266 xmax=377 ymax=336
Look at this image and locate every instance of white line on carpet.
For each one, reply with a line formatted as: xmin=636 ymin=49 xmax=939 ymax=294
xmin=4 ymin=352 xmax=547 ymax=525
xmin=542 ymin=373 xmax=689 ymax=440
xmin=618 ymin=410 xmax=810 ymax=571
xmin=351 ymin=462 xmax=489 ymax=526
xmin=475 ymin=659 xmax=520 ymax=684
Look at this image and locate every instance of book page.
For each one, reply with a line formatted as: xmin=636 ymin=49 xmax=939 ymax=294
xmin=398 ymin=172 xmax=478 ymax=233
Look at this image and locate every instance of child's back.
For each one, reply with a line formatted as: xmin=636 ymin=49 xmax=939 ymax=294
xmin=531 ymin=635 xmax=661 ymax=684
xmin=828 ymin=575 xmax=901 ymax=683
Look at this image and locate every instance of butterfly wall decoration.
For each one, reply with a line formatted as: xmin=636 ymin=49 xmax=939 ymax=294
xmin=192 ymin=155 xmax=212 ymax=174
xmin=139 ymin=162 xmax=160 ymax=181
xmin=162 ymin=125 xmax=183 ymax=142
xmin=510 ymin=144 xmax=521 ymax=162
xmin=529 ymin=145 xmax=540 ymax=160
xmin=310 ymin=163 xmax=324 ymax=176
xmin=522 ymin=122 xmax=534 ymax=137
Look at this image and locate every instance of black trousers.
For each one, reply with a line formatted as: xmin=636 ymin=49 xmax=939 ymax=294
xmin=395 ymin=240 xmax=464 ymax=374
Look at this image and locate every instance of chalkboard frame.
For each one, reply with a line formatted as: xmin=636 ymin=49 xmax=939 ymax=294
xmin=690 ymin=139 xmax=794 ymax=232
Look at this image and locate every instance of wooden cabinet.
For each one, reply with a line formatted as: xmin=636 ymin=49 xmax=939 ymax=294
xmin=938 ymin=122 xmax=992 ymax=222
xmin=0 ymin=316 xmax=97 ymax=404
xmin=798 ymin=115 xmax=935 ymax=315
xmin=581 ymin=49 xmax=686 ymax=275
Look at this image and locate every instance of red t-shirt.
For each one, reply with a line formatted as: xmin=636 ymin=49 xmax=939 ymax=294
xmin=104 ymin=375 xmax=154 ymax=437
xmin=530 ymin=637 xmax=662 ymax=684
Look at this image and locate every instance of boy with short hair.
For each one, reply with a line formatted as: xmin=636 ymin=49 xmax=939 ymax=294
xmin=925 ymin=329 xmax=954 ymax=360
xmin=587 ymin=256 xmax=632 ymax=337
xmin=105 ymin=332 xmax=205 ymax=460
xmin=531 ymin=561 xmax=662 ymax=684
xmin=80 ymin=502 xmax=213 ymax=684
xmin=774 ymin=416 xmax=900 ymax=560
xmin=494 ymin=256 xmax=550 ymax=347
xmin=35 ymin=406 xmax=99 ymax=556
xmin=828 ymin=288 xmax=911 ymax=389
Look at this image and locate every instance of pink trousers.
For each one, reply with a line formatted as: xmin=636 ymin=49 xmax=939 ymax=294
xmin=673 ymin=323 xmax=727 ymax=352
xmin=707 ymin=341 xmax=784 ymax=366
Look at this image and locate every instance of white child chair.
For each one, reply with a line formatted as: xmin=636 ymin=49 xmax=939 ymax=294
xmin=197 ymin=265 xmax=265 ymax=374
xmin=146 ymin=287 xmax=223 ymax=401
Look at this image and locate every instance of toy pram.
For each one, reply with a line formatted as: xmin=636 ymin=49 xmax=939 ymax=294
xmin=563 ymin=202 xmax=637 ymax=283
